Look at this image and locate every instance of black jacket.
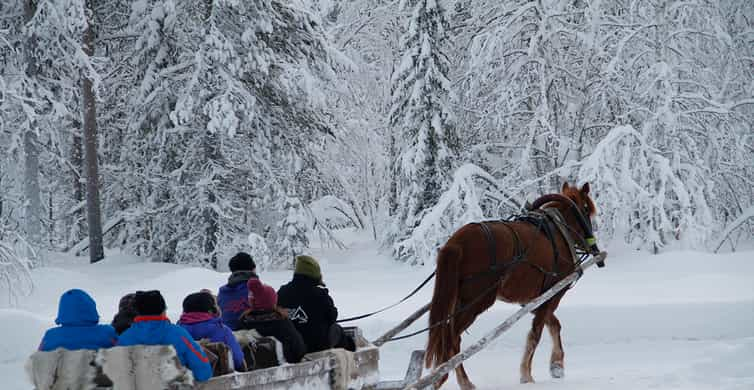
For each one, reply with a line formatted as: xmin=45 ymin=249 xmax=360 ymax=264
xmin=238 ymin=310 xmax=306 ymax=364
xmin=277 ymin=274 xmax=338 ymax=353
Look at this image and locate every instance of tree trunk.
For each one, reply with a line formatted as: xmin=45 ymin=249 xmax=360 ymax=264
xmin=71 ymin=119 xmax=84 ymax=246
xmin=23 ymin=0 xmax=42 ymax=247
xmin=82 ymin=0 xmax=104 ymax=263
xmin=387 ymin=133 xmax=398 ymax=216
xmin=23 ymin=131 xmax=42 ymax=244
xmin=202 ymin=131 xmax=219 ymax=269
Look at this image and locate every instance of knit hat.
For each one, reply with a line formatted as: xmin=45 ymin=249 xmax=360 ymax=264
xmin=229 ymin=252 xmax=256 ymax=272
xmin=182 ymin=291 xmax=218 ymax=314
xmin=134 ymin=290 xmax=167 ymax=316
xmin=247 ymin=278 xmax=278 ymax=311
xmin=294 ymin=255 xmax=321 ymax=281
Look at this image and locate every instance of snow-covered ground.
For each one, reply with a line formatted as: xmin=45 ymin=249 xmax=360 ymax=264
xmin=3 ymin=230 xmax=753 ymax=389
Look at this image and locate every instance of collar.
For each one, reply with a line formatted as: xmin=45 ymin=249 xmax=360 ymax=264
xmin=178 ymin=312 xmax=216 ymax=324
xmin=133 ymin=315 xmax=170 ymax=323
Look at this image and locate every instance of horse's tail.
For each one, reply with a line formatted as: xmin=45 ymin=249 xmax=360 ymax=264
xmin=425 ymin=243 xmax=461 ymax=369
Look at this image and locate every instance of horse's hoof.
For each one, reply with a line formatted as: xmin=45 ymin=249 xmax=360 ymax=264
xmin=520 ymin=376 xmax=535 ymax=384
xmin=550 ymin=362 xmax=565 ymax=379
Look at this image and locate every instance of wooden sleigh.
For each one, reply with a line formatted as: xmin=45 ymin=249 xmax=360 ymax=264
xmin=27 ymin=327 xmax=379 ymax=390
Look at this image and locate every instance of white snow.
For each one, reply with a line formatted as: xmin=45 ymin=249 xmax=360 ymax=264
xmin=3 ymin=231 xmax=753 ymax=389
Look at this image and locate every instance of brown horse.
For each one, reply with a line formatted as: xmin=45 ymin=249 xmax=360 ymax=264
xmin=425 ymin=182 xmax=598 ymax=389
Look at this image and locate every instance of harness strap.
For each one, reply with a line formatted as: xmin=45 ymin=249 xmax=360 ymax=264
xmin=477 ymin=222 xmax=498 ymax=270
xmin=462 ymin=222 xmax=528 ymax=283
xmin=543 ymin=208 xmax=584 ymax=283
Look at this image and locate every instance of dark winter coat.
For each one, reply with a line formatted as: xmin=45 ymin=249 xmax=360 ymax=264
xmin=217 ymin=271 xmax=257 ymax=330
xmin=117 ymin=315 xmax=212 ymax=381
xmin=277 ymin=274 xmax=338 ymax=353
xmin=39 ymin=289 xmax=118 ymax=352
xmin=178 ymin=312 xmax=246 ymax=372
xmin=238 ymin=310 xmax=306 ymax=363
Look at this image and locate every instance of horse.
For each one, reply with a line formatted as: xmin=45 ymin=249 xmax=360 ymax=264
xmin=424 ymin=182 xmax=601 ymax=389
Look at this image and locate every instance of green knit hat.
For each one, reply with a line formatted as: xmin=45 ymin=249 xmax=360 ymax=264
xmin=294 ymin=255 xmax=322 ymax=281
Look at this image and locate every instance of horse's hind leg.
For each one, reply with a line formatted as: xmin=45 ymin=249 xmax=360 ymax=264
xmin=546 ymin=313 xmax=565 ymax=378
xmin=520 ymin=307 xmax=547 ymax=384
xmin=452 ymin=340 xmax=476 ymax=390
xmin=452 ymin=309 xmax=480 ymax=389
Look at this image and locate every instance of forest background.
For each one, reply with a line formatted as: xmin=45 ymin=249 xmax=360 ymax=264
xmin=0 ymin=0 xmax=752 ymax=299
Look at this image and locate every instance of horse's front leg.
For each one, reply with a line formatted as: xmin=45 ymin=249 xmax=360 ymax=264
xmin=520 ymin=309 xmax=547 ymax=383
xmin=546 ymin=313 xmax=565 ymax=378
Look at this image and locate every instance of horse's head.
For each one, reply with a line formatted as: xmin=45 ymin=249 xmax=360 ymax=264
xmin=560 ymin=182 xmax=603 ymax=266
xmin=561 ymin=182 xmax=595 ymax=219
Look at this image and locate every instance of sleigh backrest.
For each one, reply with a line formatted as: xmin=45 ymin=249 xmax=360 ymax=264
xmin=27 ymin=345 xmax=194 ymax=390
xmin=233 ymin=329 xmax=286 ymax=370
xmin=26 ymin=348 xmax=98 ymax=390
xmin=198 ymin=340 xmax=234 ymax=376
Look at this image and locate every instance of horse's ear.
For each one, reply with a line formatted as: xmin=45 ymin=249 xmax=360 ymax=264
xmin=581 ymin=182 xmax=590 ymax=195
xmin=561 ymin=182 xmax=569 ymax=193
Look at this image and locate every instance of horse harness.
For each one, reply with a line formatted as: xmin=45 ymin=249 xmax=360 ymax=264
xmin=463 ymin=207 xmax=586 ymax=295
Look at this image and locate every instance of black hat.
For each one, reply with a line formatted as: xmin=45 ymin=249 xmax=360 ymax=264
xmin=229 ymin=252 xmax=256 ymax=272
xmin=182 ymin=291 xmax=217 ymax=314
xmin=134 ymin=290 xmax=167 ymax=316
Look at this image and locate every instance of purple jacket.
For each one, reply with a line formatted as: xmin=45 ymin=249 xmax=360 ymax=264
xmin=217 ymin=271 xmax=256 ymax=330
xmin=178 ymin=313 xmax=246 ymax=372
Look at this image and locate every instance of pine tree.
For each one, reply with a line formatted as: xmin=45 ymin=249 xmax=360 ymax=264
xmin=389 ymin=0 xmax=456 ymax=262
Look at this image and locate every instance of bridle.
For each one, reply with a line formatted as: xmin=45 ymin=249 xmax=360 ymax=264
xmin=529 ymin=193 xmax=604 ymax=267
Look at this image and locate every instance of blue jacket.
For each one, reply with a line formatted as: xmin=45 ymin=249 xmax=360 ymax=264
xmin=39 ymin=289 xmax=117 ymax=352
xmin=117 ymin=316 xmax=212 ymax=381
xmin=178 ymin=312 xmax=246 ymax=371
xmin=217 ymin=272 xmax=255 ymax=330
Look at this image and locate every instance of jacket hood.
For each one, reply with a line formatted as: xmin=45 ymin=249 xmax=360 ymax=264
xmin=227 ymin=271 xmax=257 ymax=287
xmin=178 ymin=316 xmax=223 ymax=339
xmin=220 ymin=280 xmax=248 ymax=295
xmin=55 ymin=289 xmax=100 ymax=326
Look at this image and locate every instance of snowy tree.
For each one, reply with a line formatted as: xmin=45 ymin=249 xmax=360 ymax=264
xmin=394 ymin=163 xmax=521 ymax=265
xmin=432 ymin=0 xmax=753 ymax=254
xmin=389 ymin=0 xmax=457 ymax=262
xmin=1 ymin=0 xmax=99 ymax=258
xmin=101 ymin=0 xmax=338 ymax=268
xmin=0 ymin=233 xmax=34 ymax=305
xmin=275 ymin=194 xmax=310 ymax=268
xmin=599 ymin=0 xmax=753 ymax=251
xmin=246 ymin=233 xmax=272 ymax=270
xmin=2 ymin=0 xmax=751 ymax=267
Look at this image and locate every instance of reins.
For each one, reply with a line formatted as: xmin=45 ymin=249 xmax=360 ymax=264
xmin=336 ymin=270 xmax=436 ymax=323
xmin=380 ymin=278 xmax=502 ymax=343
